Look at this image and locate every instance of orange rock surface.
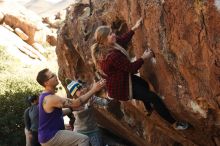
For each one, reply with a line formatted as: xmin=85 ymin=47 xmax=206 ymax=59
xmin=56 ymin=1 xmax=220 ymax=145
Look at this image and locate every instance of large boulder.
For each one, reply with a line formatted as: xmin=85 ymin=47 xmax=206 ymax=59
xmin=56 ymin=0 xmax=220 ymax=145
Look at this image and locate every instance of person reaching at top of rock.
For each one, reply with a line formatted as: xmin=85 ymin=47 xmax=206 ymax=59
xmin=91 ymin=18 xmax=189 ymax=130
xmin=36 ymin=68 xmax=106 ymax=146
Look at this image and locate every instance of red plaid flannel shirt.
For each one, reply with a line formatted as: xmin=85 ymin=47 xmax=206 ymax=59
xmin=100 ymin=30 xmax=144 ymax=101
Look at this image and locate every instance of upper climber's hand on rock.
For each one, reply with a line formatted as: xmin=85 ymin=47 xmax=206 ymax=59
xmin=141 ymin=48 xmax=154 ymax=60
xmin=131 ymin=17 xmax=143 ymax=31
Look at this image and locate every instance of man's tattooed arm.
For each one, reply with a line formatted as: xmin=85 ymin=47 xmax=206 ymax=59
xmin=61 ymin=98 xmax=73 ymax=108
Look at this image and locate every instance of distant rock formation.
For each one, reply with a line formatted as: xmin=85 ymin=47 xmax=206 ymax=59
xmin=56 ymin=0 xmax=220 ymax=145
xmin=0 ymin=1 xmax=65 ymax=60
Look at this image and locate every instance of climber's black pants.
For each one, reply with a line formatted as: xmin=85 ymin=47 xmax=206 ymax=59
xmin=132 ymin=75 xmax=176 ymax=124
xmin=31 ymin=131 xmax=41 ymax=146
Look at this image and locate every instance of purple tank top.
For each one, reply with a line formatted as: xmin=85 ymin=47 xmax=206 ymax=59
xmin=38 ymin=92 xmax=64 ymax=143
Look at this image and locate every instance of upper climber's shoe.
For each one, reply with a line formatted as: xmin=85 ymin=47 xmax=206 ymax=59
xmin=173 ymin=121 xmax=189 ymax=130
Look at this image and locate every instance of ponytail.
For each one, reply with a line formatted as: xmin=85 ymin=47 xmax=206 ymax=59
xmin=91 ymin=43 xmax=100 ymax=68
xmin=91 ymin=43 xmax=110 ymax=76
xmin=91 ymin=25 xmax=113 ymax=75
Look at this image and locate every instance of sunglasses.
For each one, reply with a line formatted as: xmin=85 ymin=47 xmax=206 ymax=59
xmin=46 ymin=73 xmax=56 ymax=81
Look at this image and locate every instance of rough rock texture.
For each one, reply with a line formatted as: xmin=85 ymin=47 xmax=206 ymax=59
xmin=56 ymin=0 xmax=220 ymax=145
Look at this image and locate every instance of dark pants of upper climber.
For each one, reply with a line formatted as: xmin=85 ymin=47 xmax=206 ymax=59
xmin=132 ymin=75 xmax=176 ymax=124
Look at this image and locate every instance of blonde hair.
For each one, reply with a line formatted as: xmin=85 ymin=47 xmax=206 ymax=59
xmin=94 ymin=26 xmax=111 ymax=44
xmin=91 ymin=26 xmax=113 ymax=71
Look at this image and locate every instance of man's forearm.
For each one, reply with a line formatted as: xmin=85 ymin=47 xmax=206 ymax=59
xmin=61 ymin=90 xmax=95 ymax=109
xmin=78 ymin=89 xmax=96 ymax=105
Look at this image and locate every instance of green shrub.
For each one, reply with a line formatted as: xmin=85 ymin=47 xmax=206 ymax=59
xmin=0 ymin=77 xmax=41 ymax=146
xmin=0 ymin=45 xmax=42 ymax=146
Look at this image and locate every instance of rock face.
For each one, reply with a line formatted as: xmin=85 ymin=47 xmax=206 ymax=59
xmin=56 ymin=0 xmax=220 ymax=145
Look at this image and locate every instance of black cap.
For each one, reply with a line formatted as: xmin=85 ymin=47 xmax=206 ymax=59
xmin=28 ymin=95 xmax=38 ymax=103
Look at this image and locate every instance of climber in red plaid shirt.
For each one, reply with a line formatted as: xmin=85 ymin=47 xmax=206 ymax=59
xmin=91 ymin=18 xmax=189 ymax=130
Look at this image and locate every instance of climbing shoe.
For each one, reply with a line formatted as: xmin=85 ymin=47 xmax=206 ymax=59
xmin=173 ymin=121 xmax=189 ymax=130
